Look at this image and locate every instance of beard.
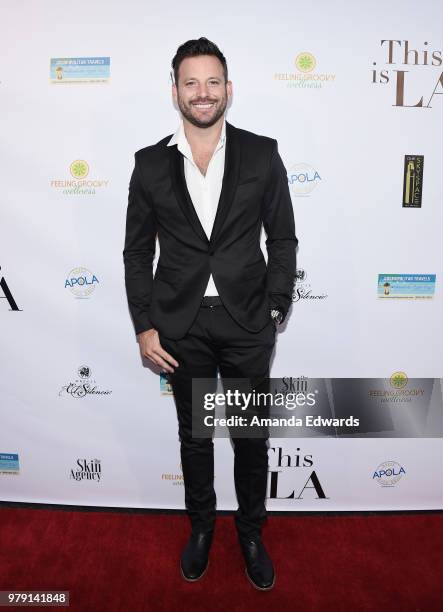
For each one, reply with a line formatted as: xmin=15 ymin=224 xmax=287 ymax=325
xmin=177 ymin=89 xmax=228 ymax=128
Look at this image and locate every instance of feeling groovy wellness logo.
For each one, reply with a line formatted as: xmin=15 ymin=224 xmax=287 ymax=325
xmin=51 ymin=160 xmax=109 ymax=195
xmin=274 ymin=52 xmax=336 ymax=88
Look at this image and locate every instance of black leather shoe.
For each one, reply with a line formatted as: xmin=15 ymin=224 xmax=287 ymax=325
xmin=180 ymin=531 xmax=213 ymax=581
xmin=239 ymin=537 xmax=275 ymax=590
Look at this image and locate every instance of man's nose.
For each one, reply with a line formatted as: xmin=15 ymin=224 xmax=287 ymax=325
xmin=196 ymin=82 xmax=210 ymax=98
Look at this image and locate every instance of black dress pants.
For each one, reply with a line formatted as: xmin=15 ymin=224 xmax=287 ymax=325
xmin=158 ymin=298 xmax=276 ymax=541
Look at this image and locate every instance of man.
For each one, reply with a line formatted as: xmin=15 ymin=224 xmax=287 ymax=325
xmin=123 ymin=37 xmax=297 ymax=591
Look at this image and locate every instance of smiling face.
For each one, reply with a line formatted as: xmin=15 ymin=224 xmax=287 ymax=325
xmin=172 ymin=54 xmax=232 ymax=128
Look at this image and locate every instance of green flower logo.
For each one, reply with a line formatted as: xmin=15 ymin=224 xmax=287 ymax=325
xmin=70 ymin=160 xmax=89 ymax=179
xmin=390 ymin=372 xmax=408 ymax=389
xmin=295 ymin=52 xmax=316 ymax=73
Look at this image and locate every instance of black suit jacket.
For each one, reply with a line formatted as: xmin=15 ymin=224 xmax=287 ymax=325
xmin=123 ymin=120 xmax=298 ymax=340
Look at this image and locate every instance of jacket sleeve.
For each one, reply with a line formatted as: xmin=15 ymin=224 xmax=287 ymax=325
xmin=122 ymin=153 xmax=157 ymax=335
xmin=262 ymin=140 xmax=298 ymax=323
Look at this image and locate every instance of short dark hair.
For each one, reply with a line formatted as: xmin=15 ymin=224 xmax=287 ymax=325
xmin=171 ymin=37 xmax=228 ymax=85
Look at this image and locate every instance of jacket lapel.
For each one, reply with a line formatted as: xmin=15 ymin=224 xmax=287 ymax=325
xmin=168 ymin=120 xmax=241 ymax=247
xmin=169 ymin=143 xmax=208 ymax=244
xmin=209 ymin=121 xmax=241 ymax=245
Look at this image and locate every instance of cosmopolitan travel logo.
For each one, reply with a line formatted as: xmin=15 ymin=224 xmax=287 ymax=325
xmin=373 ymin=461 xmax=406 ymax=487
xmin=50 ymin=57 xmax=110 ymax=84
xmin=59 ymin=365 xmax=112 ymax=399
xmin=0 ymin=453 xmax=20 ymax=475
xmin=287 ymin=163 xmax=322 ymax=197
xmin=274 ymin=52 xmax=336 ymax=89
xmin=65 ymin=267 xmax=99 ymax=298
xmin=50 ymin=160 xmax=109 ymax=195
xmin=371 ymin=39 xmax=443 ymax=108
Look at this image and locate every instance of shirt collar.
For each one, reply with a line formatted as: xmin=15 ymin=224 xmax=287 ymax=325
xmin=167 ymin=116 xmax=226 ymax=152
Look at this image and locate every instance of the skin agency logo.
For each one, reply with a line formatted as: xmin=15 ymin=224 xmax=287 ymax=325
xmin=373 ymin=461 xmax=406 ymax=487
xmin=50 ymin=160 xmax=109 ymax=195
xmin=274 ymin=52 xmax=336 ymax=89
xmin=59 ymin=365 xmax=112 ymax=399
xmin=65 ymin=267 xmax=99 ymax=298
xmin=371 ymin=39 xmax=443 ymax=108
xmin=293 ymin=269 xmax=328 ymax=303
xmin=287 ymin=163 xmax=322 ymax=197
xmin=70 ymin=458 xmax=102 ymax=482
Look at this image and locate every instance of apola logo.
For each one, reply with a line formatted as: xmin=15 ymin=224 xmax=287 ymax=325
xmin=50 ymin=160 xmax=109 ymax=195
xmin=373 ymin=461 xmax=406 ymax=487
xmin=371 ymin=39 xmax=443 ymax=108
xmin=65 ymin=267 xmax=99 ymax=298
xmin=287 ymin=163 xmax=322 ymax=197
xmin=274 ymin=52 xmax=336 ymax=89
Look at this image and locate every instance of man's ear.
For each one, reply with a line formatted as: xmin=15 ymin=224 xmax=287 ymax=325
xmin=226 ymin=80 xmax=233 ymax=99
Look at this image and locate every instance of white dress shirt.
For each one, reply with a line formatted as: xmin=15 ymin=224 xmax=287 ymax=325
xmin=167 ymin=116 xmax=226 ymax=296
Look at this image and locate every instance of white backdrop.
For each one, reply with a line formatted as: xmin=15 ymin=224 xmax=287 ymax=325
xmin=1 ymin=0 xmax=442 ymax=511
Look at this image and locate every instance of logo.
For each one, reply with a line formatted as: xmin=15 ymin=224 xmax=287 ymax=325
xmin=293 ymin=269 xmax=328 ymax=302
xmin=368 ymin=374 xmax=425 ymax=404
xmin=65 ymin=267 xmax=99 ymax=298
xmin=160 ymin=371 xmax=173 ymax=395
xmin=0 ymin=266 xmax=21 ymax=311
xmin=50 ymin=160 xmax=109 ymax=195
xmin=295 ymin=52 xmax=316 ymax=73
xmin=274 ymin=52 xmax=336 ymax=89
xmin=0 ymin=453 xmax=20 ymax=475
xmin=59 ymin=365 xmax=112 ymax=399
xmin=402 ymin=155 xmax=424 ymax=208
xmin=70 ymin=458 xmax=102 ymax=482
xmin=161 ymin=463 xmax=184 ymax=486
xmin=371 ymin=39 xmax=443 ymax=108
xmin=50 ymin=57 xmax=110 ymax=84
xmin=287 ymin=163 xmax=322 ymax=197
xmin=373 ymin=461 xmax=406 ymax=487
xmin=390 ymin=371 xmax=408 ymax=389
xmin=70 ymin=160 xmax=89 ymax=179
xmin=377 ymin=274 xmax=436 ymax=299
xmin=268 ymin=446 xmax=328 ymax=500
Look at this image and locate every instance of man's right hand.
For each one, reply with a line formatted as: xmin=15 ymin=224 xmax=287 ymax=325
xmin=137 ymin=329 xmax=179 ymax=373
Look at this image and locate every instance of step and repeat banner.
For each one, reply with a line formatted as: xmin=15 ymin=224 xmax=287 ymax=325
xmin=1 ymin=0 xmax=442 ymax=511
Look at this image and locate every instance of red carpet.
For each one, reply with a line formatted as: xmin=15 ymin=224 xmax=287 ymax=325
xmin=0 ymin=507 xmax=442 ymax=611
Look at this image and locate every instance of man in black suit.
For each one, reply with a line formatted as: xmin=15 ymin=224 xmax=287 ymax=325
xmin=123 ymin=37 xmax=297 ymax=590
